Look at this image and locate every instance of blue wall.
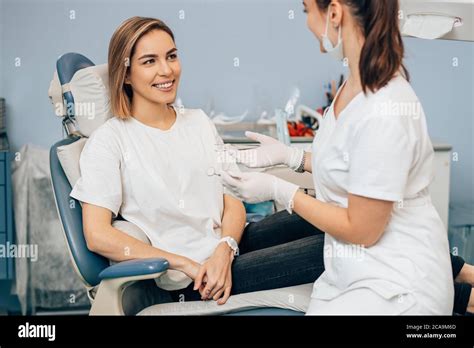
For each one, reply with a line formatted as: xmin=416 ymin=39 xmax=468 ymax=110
xmin=1 ymin=0 xmax=473 ymax=208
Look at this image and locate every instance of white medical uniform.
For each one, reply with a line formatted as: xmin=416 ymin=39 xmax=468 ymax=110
xmin=307 ymin=76 xmax=454 ymax=315
xmin=71 ymin=107 xmax=239 ymax=290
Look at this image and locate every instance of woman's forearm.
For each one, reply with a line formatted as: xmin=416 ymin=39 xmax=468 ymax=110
xmin=220 ymin=194 xmax=246 ymax=244
xmin=88 ymin=225 xmax=188 ymax=271
xmin=293 ymin=191 xmax=353 ymax=242
xmin=292 ymin=190 xmax=391 ymax=247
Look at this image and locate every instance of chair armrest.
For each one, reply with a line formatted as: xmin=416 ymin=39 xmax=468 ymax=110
xmin=98 ymin=258 xmax=169 ymax=280
xmin=90 ymin=258 xmax=169 ymax=315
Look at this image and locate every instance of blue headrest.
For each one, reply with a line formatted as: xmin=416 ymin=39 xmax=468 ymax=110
xmin=56 ymin=53 xmax=95 ymax=117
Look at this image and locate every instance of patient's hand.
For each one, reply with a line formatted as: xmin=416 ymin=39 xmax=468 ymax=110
xmin=194 ymin=243 xmax=234 ymax=305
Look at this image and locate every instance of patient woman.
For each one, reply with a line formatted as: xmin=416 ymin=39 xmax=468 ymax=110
xmin=70 ymin=16 xmax=325 ymax=308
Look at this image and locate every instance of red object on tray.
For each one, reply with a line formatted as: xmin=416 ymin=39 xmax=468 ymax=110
xmin=287 ymin=121 xmax=314 ymax=137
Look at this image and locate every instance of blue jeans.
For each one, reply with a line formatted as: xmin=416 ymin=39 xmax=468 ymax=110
xmin=122 ymin=210 xmax=325 ymax=314
xmin=172 ymin=210 xmax=325 ymax=301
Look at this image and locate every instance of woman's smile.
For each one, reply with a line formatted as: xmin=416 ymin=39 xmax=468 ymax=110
xmin=152 ymin=79 xmax=175 ymax=92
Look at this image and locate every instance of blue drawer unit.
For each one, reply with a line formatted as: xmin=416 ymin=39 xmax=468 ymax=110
xmin=0 ymin=233 xmax=6 ymax=279
xmin=0 ymin=150 xmax=14 ymax=279
xmin=0 ymin=160 xmax=4 ymax=186
xmin=0 ymin=186 xmax=5 ymax=232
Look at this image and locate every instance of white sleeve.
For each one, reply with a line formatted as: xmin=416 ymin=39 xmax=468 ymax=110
xmin=348 ymin=115 xmax=412 ymax=202
xmin=203 ymin=111 xmax=242 ymax=199
xmin=70 ymin=126 xmax=123 ymax=217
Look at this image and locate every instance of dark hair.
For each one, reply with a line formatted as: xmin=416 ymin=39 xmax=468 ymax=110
xmin=316 ymin=0 xmax=409 ymax=93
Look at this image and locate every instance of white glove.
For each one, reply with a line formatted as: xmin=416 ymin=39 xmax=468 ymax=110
xmin=220 ymin=170 xmax=299 ymax=214
xmin=235 ymin=131 xmax=304 ymax=170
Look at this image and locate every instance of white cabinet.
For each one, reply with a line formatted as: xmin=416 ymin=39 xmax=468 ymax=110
xmin=429 ymin=143 xmax=452 ymax=229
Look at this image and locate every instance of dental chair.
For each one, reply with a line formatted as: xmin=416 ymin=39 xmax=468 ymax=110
xmin=48 ymin=52 xmax=312 ymax=316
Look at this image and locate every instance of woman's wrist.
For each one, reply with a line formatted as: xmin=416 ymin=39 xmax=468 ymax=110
xmin=294 ymin=150 xmax=306 ymax=173
xmin=169 ymin=254 xmax=189 ymax=272
xmin=215 ymin=241 xmax=234 ymax=260
xmin=287 ymin=146 xmax=305 ymax=171
xmin=273 ymin=176 xmax=300 ymax=214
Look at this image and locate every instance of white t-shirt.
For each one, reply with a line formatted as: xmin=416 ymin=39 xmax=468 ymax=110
xmin=70 ymin=107 xmax=240 ymax=290
xmin=308 ymin=76 xmax=454 ymax=314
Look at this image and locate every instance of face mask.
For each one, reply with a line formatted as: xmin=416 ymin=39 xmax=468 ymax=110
xmin=321 ymin=10 xmax=344 ymax=61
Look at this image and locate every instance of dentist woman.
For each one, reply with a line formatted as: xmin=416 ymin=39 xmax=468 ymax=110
xmin=220 ymin=0 xmax=454 ymax=314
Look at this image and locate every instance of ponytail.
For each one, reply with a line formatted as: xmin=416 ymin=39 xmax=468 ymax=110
xmin=358 ymin=0 xmax=409 ymax=93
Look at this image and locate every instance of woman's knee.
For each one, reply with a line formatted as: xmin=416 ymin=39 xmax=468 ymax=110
xmin=240 ymin=210 xmax=323 ymax=253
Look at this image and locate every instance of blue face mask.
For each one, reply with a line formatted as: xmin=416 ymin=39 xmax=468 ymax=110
xmin=321 ymin=10 xmax=344 ymax=61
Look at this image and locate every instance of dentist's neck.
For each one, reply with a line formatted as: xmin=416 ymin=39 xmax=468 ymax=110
xmin=343 ymin=26 xmax=365 ymax=92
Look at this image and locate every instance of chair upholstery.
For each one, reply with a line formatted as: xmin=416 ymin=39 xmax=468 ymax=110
xmin=56 ymin=52 xmax=95 ymax=113
xmin=50 ymin=135 xmax=110 ymax=287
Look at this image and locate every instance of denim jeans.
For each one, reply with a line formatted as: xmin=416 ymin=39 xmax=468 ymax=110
xmin=122 ymin=210 xmax=325 ymax=314
xmin=172 ymin=209 xmax=326 ymax=301
xmin=451 ymin=253 xmax=473 ymax=315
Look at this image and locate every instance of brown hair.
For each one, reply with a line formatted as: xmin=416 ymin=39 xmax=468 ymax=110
xmin=108 ymin=17 xmax=175 ymax=118
xmin=316 ymin=0 xmax=409 ymax=93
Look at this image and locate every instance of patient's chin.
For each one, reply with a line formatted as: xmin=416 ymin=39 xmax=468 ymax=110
xmin=151 ymin=93 xmax=177 ymax=106
xmin=161 ymin=94 xmax=177 ymax=105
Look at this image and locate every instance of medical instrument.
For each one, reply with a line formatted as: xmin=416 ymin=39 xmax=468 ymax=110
xmin=207 ymin=167 xmax=221 ymax=177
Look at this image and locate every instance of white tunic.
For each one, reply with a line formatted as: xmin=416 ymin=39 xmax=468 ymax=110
xmin=71 ymin=108 xmax=239 ymax=290
xmin=307 ymin=76 xmax=454 ymax=315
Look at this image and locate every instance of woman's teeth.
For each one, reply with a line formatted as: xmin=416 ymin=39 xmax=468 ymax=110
xmin=153 ymin=81 xmax=174 ymax=90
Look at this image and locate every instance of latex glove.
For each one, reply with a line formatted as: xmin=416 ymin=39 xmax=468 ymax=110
xmin=220 ymin=170 xmax=299 ymax=213
xmin=235 ymin=131 xmax=304 ymax=170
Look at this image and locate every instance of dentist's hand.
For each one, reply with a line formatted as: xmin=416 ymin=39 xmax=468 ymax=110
xmin=220 ymin=170 xmax=299 ymax=213
xmin=235 ymin=131 xmax=304 ymax=170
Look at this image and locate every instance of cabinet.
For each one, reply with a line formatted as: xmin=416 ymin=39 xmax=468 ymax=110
xmin=430 ymin=143 xmax=452 ymax=229
xmin=0 ymin=151 xmax=14 ymax=279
